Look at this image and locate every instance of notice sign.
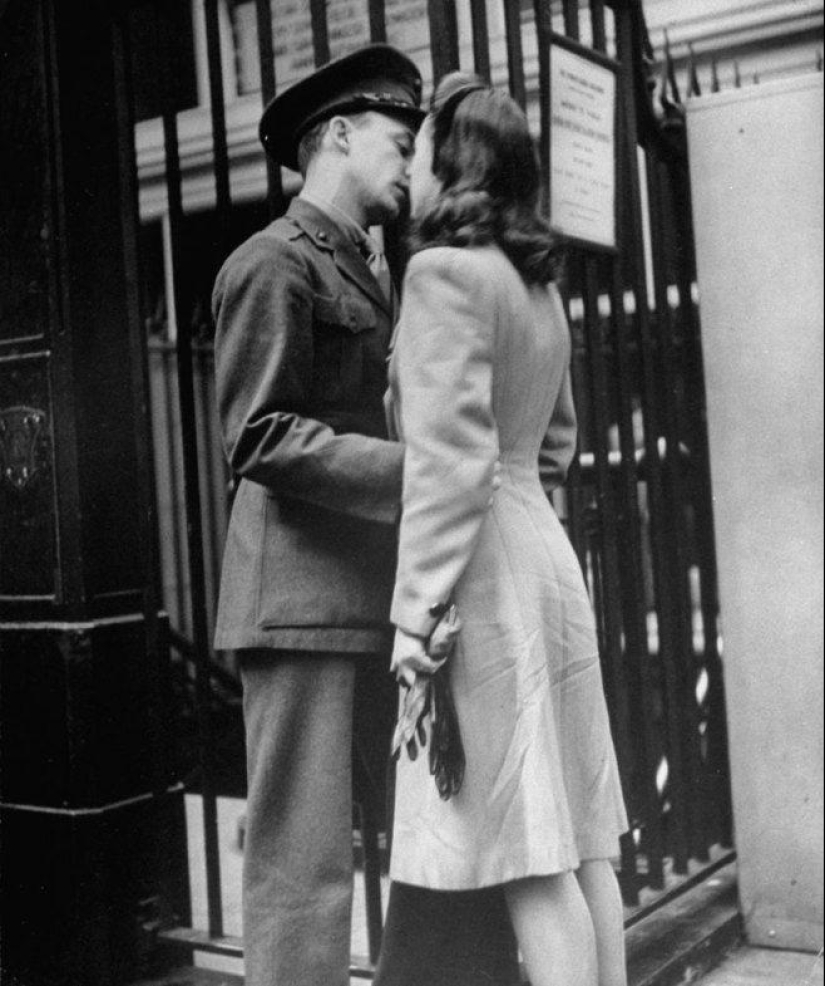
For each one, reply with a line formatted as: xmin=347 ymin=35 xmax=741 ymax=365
xmin=549 ymin=39 xmax=617 ymax=251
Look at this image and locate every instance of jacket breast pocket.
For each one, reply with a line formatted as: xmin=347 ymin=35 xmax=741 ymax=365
xmin=312 ymin=293 xmax=377 ymax=404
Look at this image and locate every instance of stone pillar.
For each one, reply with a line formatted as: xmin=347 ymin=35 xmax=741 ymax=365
xmin=687 ymin=74 xmax=824 ymax=952
xmin=0 ymin=1 xmax=188 ymax=983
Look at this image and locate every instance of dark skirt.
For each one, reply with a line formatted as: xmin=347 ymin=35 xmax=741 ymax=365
xmin=372 ymin=881 xmax=521 ymax=986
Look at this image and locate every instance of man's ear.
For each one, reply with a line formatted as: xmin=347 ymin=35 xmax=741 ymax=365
xmin=327 ymin=116 xmax=351 ymax=154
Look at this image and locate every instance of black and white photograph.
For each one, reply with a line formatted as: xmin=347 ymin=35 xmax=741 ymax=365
xmin=0 ymin=2 xmax=822 ymax=985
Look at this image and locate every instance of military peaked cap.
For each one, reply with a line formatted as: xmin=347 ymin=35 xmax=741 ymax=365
xmin=259 ymin=44 xmax=425 ymax=172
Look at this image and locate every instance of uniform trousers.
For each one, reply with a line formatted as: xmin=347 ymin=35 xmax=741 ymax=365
xmin=239 ymin=649 xmax=519 ymax=986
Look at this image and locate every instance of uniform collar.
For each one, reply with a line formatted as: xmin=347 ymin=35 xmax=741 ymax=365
xmin=285 ymin=198 xmax=391 ymax=316
xmin=299 ymin=192 xmax=369 ymax=253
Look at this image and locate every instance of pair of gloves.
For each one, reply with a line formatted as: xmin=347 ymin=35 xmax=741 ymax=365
xmin=390 ymin=606 xmax=465 ymax=800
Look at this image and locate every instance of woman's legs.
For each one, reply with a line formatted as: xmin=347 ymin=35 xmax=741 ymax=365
xmin=504 ymin=874 xmax=598 ymax=986
xmin=576 ymin=860 xmax=628 ymax=986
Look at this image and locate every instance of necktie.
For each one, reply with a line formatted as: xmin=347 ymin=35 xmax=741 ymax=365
xmin=361 ymin=235 xmax=396 ymax=311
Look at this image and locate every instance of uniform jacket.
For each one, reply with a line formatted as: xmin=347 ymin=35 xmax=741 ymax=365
xmin=212 ymin=198 xmax=403 ymax=654
xmin=386 ymin=245 xmax=577 ymax=639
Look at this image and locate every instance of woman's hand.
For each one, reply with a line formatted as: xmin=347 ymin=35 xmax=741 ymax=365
xmin=391 ymin=627 xmax=446 ymax=689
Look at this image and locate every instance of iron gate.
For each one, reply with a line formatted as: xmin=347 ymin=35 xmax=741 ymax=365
xmin=127 ymin=0 xmax=734 ymax=976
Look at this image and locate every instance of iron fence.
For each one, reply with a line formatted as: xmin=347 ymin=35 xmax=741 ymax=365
xmin=131 ymin=0 xmax=734 ymax=975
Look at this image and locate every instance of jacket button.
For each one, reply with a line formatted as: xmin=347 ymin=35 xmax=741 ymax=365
xmin=317 ymin=230 xmax=327 ymax=240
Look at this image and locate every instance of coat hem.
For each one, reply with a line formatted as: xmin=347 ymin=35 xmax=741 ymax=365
xmin=215 ymin=626 xmax=392 ymax=654
xmin=388 ymin=835 xmax=626 ymax=891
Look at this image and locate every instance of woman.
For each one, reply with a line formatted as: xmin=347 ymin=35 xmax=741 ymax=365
xmin=376 ymin=73 xmax=629 ymax=986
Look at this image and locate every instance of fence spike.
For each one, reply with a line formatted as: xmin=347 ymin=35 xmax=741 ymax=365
xmin=663 ymin=28 xmax=682 ymax=104
xmin=687 ymin=43 xmax=701 ymax=97
xmin=710 ymin=57 xmax=720 ymax=93
xmin=657 ymin=49 xmax=669 ymax=114
xmin=733 ymin=60 xmax=741 ymax=88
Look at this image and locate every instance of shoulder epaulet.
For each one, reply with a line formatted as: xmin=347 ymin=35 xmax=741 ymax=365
xmin=280 ymin=215 xmax=306 ymax=242
xmin=251 ymin=215 xmax=304 ymax=243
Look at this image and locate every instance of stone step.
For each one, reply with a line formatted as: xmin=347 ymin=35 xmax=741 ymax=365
xmin=137 ymin=862 xmax=742 ymax=986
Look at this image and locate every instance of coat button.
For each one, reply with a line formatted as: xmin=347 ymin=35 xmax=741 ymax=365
xmin=317 ymin=230 xmax=327 ymax=240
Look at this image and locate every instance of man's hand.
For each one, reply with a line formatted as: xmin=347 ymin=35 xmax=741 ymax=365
xmin=391 ymin=627 xmax=446 ymax=689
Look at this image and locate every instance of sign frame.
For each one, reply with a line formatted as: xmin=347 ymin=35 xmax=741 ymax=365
xmin=545 ymin=32 xmax=620 ymax=254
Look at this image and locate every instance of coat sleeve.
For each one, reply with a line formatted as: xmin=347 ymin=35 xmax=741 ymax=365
xmin=390 ymin=250 xmax=499 ymax=638
xmin=538 ymin=284 xmax=577 ymax=493
xmin=213 ymin=233 xmax=403 ymax=524
xmin=538 ymin=369 xmax=577 ymax=493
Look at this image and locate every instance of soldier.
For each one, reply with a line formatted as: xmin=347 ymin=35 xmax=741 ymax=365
xmin=212 ymin=44 xmax=518 ymax=986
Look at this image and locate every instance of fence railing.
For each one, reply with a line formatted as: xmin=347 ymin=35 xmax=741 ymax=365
xmin=135 ymin=0 xmax=735 ymax=974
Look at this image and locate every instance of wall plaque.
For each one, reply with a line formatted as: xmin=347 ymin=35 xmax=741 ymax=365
xmin=547 ymin=35 xmax=618 ymax=252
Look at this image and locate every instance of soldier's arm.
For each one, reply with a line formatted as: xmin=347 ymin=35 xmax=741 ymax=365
xmin=213 ymin=233 xmax=403 ymax=524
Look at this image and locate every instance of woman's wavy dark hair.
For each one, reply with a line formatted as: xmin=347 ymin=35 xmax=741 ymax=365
xmin=408 ymin=72 xmax=559 ymax=285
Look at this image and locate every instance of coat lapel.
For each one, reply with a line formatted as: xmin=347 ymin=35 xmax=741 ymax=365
xmin=287 ymin=199 xmax=392 ymax=316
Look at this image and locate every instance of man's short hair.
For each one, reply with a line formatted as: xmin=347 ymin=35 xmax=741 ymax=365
xmin=296 ymin=112 xmax=372 ymax=176
xmin=296 ymin=119 xmax=329 ymax=176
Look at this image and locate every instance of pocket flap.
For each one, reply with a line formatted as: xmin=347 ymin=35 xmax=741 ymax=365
xmin=314 ymin=293 xmax=376 ymax=333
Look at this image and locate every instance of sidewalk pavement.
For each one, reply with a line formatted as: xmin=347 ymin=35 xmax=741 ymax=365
xmin=698 ymin=946 xmax=823 ymax=985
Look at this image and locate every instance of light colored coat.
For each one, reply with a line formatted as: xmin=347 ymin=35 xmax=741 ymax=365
xmin=386 ymin=244 xmax=627 ymax=889
xmin=388 ymin=244 xmax=577 ymax=637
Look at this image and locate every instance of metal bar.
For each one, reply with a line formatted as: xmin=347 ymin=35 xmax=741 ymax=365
xmin=502 ymin=0 xmax=526 ymax=109
xmin=310 ymin=0 xmax=330 ymax=66
xmin=198 ymin=345 xmax=223 ymax=612
xmin=566 ymin=464 xmax=588 ymax=577
xmin=591 ymin=0 xmax=607 ymax=53
xmin=254 ymin=0 xmax=286 ymax=217
xmin=157 ymin=1 xmax=224 ymax=939
xmin=623 ymin=849 xmax=737 ymax=930
xmin=562 ymin=0 xmax=580 ymax=41
xmin=609 ymin=298 xmax=669 ymax=892
xmin=161 ymin=338 xmax=192 ymax=633
xmin=195 ymin=342 xmax=221 ymax=626
xmin=604 ymin=7 xmax=668 ymax=889
xmin=646 ymin=154 xmax=710 ymax=864
xmin=367 ymin=0 xmax=387 ymax=43
xmin=427 ymin=0 xmax=460 ymax=82
xmin=358 ymin=801 xmax=384 ymax=964
xmin=581 ymin=253 xmax=640 ymax=895
xmin=668 ymin=159 xmax=734 ymax=849
xmin=158 ymin=928 xmax=244 ymax=957
xmin=468 ymin=0 xmax=491 ymax=81
xmin=616 ymin=9 xmax=691 ymax=874
xmin=168 ymin=626 xmax=242 ymax=696
xmin=204 ymin=0 xmax=232 ymax=254
xmin=532 ymin=0 xmax=551 ymax=205
xmin=147 ymin=339 xmax=184 ymax=631
xmin=609 ymin=275 xmax=666 ymax=892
